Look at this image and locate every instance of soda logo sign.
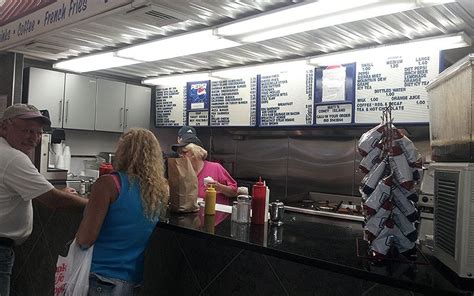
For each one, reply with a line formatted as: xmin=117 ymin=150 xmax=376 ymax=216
xmin=191 ymin=83 xmax=207 ymax=91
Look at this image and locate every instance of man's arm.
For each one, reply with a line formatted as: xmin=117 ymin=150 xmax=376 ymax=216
xmin=35 ymin=188 xmax=87 ymax=210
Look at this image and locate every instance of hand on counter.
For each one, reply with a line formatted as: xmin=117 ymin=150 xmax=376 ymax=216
xmin=62 ymin=186 xmax=78 ymax=195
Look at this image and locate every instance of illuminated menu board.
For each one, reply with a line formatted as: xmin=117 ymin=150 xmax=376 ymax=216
xmin=355 ymin=50 xmax=439 ymax=123
xmin=210 ymin=77 xmax=257 ymax=126
xmin=155 ymin=85 xmax=186 ymax=126
xmin=259 ymin=67 xmax=314 ymax=126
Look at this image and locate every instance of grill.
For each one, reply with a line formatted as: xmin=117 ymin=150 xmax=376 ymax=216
xmin=434 ymin=171 xmax=459 ymax=257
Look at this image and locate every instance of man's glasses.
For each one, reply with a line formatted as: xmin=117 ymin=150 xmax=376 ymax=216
xmin=10 ymin=122 xmax=44 ymax=137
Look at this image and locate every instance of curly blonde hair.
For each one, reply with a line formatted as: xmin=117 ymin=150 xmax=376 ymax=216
xmin=114 ymin=128 xmax=168 ymax=221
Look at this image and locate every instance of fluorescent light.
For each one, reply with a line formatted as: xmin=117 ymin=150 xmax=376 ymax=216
xmin=217 ymin=0 xmax=378 ymax=37
xmin=308 ymin=32 xmax=471 ymax=66
xmin=215 ymin=0 xmax=456 ymax=43
xmin=53 ymin=52 xmax=139 ymax=72
xmin=142 ymin=72 xmax=211 ymax=86
xmin=117 ymin=29 xmax=240 ymax=62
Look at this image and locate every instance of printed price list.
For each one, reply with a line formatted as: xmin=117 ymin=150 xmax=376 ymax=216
xmin=260 ymin=68 xmax=314 ymax=126
xmin=155 ymin=85 xmax=186 ymax=126
xmin=210 ymin=77 xmax=257 ymax=126
xmin=355 ymin=51 xmax=439 ymax=123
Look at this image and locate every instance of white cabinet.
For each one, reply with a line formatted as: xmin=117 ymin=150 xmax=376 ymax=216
xmin=26 ymin=68 xmax=65 ymax=128
xmin=124 ymin=84 xmax=151 ymax=131
xmin=63 ymin=73 xmax=97 ymax=130
xmin=95 ymin=79 xmax=126 ymax=132
xmin=26 ymin=68 xmax=96 ymax=131
xmin=26 ymin=68 xmax=152 ymax=133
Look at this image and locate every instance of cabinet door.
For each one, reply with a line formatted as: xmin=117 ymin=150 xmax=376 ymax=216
xmin=63 ymin=73 xmax=97 ymax=130
xmin=95 ymin=79 xmax=126 ymax=132
xmin=27 ymin=68 xmax=65 ymax=128
xmin=124 ymin=84 xmax=151 ymax=131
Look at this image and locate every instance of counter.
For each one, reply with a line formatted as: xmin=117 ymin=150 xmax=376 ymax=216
xmin=142 ymin=207 xmax=474 ymax=296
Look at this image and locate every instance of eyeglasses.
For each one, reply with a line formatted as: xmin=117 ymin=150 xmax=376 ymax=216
xmin=10 ymin=122 xmax=43 ymax=137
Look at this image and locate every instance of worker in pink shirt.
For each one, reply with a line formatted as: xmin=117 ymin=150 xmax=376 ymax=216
xmin=171 ymin=135 xmax=237 ymax=205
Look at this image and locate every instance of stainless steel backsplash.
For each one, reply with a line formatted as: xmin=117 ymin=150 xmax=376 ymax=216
xmin=153 ymin=126 xmax=430 ymax=202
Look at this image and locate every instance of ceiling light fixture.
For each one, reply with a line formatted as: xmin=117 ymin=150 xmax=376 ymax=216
xmin=117 ymin=29 xmax=240 ymax=62
xmin=308 ymin=32 xmax=471 ymax=66
xmin=215 ymin=0 xmax=456 ymax=43
xmin=53 ymin=52 xmax=139 ymax=73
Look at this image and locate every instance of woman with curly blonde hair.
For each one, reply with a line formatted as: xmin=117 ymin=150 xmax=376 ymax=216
xmin=76 ymin=128 xmax=168 ymax=295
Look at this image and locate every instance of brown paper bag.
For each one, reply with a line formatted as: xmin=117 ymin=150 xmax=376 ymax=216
xmin=168 ymin=157 xmax=199 ymax=213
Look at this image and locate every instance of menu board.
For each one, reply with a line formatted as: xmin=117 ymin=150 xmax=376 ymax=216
xmin=315 ymin=103 xmax=353 ymax=125
xmin=259 ymin=67 xmax=314 ymax=126
xmin=355 ymin=50 xmax=439 ymax=123
xmin=314 ymin=63 xmax=356 ymax=125
xmin=210 ymin=77 xmax=257 ymax=126
xmin=188 ymin=111 xmax=209 ymax=126
xmin=155 ymin=85 xmax=186 ymax=126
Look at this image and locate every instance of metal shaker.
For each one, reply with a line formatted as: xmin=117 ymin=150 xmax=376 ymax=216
xmin=269 ymin=200 xmax=284 ymax=226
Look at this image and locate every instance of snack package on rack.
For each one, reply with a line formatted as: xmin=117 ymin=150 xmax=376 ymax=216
xmin=364 ymin=200 xmax=393 ymax=237
xmin=359 ymin=146 xmax=382 ymax=174
xmin=392 ymin=191 xmax=419 ymax=222
xmin=392 ymin=207 xmax=418 ymax=242
xmin=360 ymin=159 xmax=388 ymax=195
xmin=357 ymin=123 xmax=385 ymax=156
xmin=392 ymin=180 xmax=418 ymax=202
xmin=389 ymin=146 xmax=414 ymax=190
xmin=393 ymin=129 xmax=421 ymax=164
xmin=363 ymin=175 xmax=392 ymax=216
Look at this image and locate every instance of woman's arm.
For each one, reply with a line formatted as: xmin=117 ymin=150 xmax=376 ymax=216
xmin=212 ymin=181 xmax=238 ymax=197
xmin=75 ymin=175 xmax=118 ymax=247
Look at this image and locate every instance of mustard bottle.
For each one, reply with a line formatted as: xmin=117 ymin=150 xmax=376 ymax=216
xmin=204 ymin=184 xmax=216 ymax=215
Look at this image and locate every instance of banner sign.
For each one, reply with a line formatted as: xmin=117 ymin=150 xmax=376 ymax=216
xmin=0 ymin=0 xmax=131 ymax=50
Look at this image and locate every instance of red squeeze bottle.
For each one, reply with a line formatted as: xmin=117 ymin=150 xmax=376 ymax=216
xmin=251 ymin=177 xmax=267 ymax=225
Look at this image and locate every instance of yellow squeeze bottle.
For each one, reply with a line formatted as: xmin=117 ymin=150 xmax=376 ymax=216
xmin=204 ymin=184 xmax=216 ymax=215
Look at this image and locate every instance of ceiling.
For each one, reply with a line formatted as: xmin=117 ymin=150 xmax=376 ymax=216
xmin=6 ymin=0 xmax=474 ymax=82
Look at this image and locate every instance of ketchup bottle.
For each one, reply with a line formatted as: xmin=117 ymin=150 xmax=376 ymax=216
xmin=251 ymin=177 xmax=266 ymax=224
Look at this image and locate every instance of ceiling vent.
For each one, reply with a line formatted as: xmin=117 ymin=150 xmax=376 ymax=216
xmin=125 ymin=4 xmax=194 ymax=27
xmin=23 ymin=42 xmax=68 ymax=54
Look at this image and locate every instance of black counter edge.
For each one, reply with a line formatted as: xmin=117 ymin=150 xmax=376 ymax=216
xmin=155 ymin=222 xmax=467 ymax=296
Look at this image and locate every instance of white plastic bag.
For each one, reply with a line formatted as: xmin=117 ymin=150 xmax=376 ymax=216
xmin=54 ymin=255 xmax=68 ymax=296
xmin=58 ymin=239 xmax=94 ymax=296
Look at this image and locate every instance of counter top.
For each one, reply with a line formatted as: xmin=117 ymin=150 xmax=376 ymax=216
xmin=157 ymin=207 xmax=474 ymax=296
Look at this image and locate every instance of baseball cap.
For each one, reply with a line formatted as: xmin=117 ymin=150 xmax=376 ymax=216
xmin=171 ymin=134 xmax=203 ymax=151
xmin=0 ymin=104 xmax=51 ymax=126
xmin=177 ymin=126 xmax=196 ymax=138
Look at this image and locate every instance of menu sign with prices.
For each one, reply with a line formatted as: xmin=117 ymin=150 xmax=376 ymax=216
xmin=155 ymin=85 xmax=186 ymax=126
xmin=210 ymin=77 xmax=257 ymax=126
xmin=188 ymin=111 xmax=209 ymax=126
xmin=259 ymin=67 xmax=314 ymax=126
xmin=314 ymin=63 xmax=356 ymax=125
xmin=315 ymin=103 xmax=353 ymax=125
xmin=355 ymin=50 xmax=439 ymax=124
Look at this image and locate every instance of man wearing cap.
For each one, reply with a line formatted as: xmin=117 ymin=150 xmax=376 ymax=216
xmin=0 ymin=104 xmax=87 ymax=296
